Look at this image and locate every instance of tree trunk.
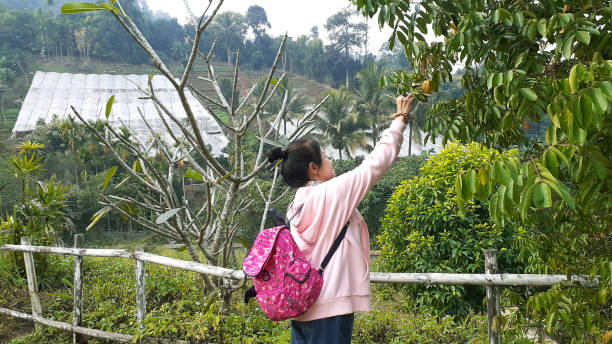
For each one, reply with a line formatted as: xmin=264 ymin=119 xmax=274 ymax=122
xmin=338 ymin=148 xmax=342 ymax=160
xmin=345 ymin=47 xmax=350 ymax=88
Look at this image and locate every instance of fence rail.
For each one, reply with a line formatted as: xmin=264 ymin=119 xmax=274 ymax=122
xmin=0 ymin=236 xmax=598 ymax=344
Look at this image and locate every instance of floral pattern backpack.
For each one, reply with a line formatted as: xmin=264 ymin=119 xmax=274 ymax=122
xmin=242 ymin=206 xmax=349 ymax=321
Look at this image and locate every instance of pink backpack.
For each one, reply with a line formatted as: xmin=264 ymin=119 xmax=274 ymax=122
xmin=243 ymin=206 xmax=348 ymax=321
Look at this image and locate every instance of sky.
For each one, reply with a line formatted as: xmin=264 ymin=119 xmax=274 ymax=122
xmin=145 ymin=0 xmax=394 ymax=54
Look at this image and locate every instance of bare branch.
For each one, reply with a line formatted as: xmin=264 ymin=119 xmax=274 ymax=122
xmin=240 ymin=35 xmax=288 ymax=133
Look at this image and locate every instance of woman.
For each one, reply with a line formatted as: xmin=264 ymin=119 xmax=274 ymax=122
xmin=266 ymin=94 xmax=415 ymax=344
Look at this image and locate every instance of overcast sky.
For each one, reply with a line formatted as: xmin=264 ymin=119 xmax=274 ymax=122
xmin=145 ymin=0 xmax=393 ymax=54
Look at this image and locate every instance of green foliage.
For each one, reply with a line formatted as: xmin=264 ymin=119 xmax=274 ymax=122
xmin=377 ymin=142 xmax=523 ymax=315
xmin=314 ymin=87 xmax=370 ymax=159
xmin=354 ymin=0 xmax=611 ymax=338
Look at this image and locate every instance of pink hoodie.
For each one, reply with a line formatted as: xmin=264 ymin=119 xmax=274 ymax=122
xmin=287 ymin=118 xmax=406 ymax=321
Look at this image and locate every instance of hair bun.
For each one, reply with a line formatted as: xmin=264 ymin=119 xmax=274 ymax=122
xmin=266 ymin=147 xmax=288 ymax=163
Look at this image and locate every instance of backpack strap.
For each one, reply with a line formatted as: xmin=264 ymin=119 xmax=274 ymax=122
xmin=288 ymin=204 xmax=350 ymax=276
xmin=318 ymin=221 xmax=349 ymax=275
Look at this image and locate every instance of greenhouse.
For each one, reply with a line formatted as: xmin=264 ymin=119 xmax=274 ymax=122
xmin=12 ymin=71 xmax=228 ymax=155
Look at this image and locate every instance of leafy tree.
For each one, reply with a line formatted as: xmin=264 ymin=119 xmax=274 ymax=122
xmin=377 ymin=142 xmax=523 ymax=316
xmin=211 ymin=11 xmax=247 ymax=64
xmin=354 ymin=0 xmax=611 ymax=339
xmin=325 ymin=7 xmax=368 ymax=88
xmin=313 ymin=87 xmax=369 ymax=159
xmin=354 ymin=62 xmax=395 ymax=144
xmin=61 ymin=1 xmax=328 ymax=305
xmin=246 ymin=5 xmax=270 ymax=39
xmin=0 ymin=141 xmax=73 ymax=283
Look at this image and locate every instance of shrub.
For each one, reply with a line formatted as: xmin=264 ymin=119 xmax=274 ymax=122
xmin=376 ymin=141 xmax=524 ymax=315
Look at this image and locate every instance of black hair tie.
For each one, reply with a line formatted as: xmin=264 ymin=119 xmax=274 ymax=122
xmin=266 ymin=147 xmax=288 ymax=163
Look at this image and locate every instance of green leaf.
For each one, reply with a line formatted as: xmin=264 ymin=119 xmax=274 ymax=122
xmin=102 ymin=166 xmax=118 ymax=191
xmin=504 ymin=70 xmax=514 ymax=83
xmin=467 ymin=169 xmax=477 ymax=194
xmin=589 ymin=88 xmax=608 ymax=114
xmin=86 ymin=206 xmax=111 ymax=231
xmin=537 ymin=19 xmax=547 ymax=37
xmin=478 ymin=167 xmax=488 ymax=185
xmin=541 ymin=179 xmax=575 ymax=209
xmin=105 ymin=95 xmax=115 ymax=119
xmin=156 ymin=208 xmax=181 ymax=225
xmin=569 ymin=65 xmax=580 ymax=93
xmin=270 ymin=78 xmax=285 ymax=89
xmin=545 ymin=311 xmax=555 ymax=334
xmin=542 ymin=151 xmax=558 ymax=177
xmin=61 ymin=2 xmax=114 ymax=14
xmin=575 ymin=31 xmax=590 ymax=45
xmin=600 ymin=81 xmax=612 ymax=99
xmin=487 ymin=73 xmax=494 ymax=89
xmin=580 ymin=94 xmax=594 ymax=128
xmin=520 ymin=183 xmax=536 ymax=219
xmin=184 ymin=169 xmax=204 ymax=182
xmin=563 ymin=34 xmax=574 ymax=59
xmin=533 ymin=182 xmax=552 ymax=208
xmin=132 ymin=159 xmax=142 ymax=174
xmin=519 ymin=88 xmax=538 ymax=101
xmin=590 ymin=151 xmax=609 ymax=179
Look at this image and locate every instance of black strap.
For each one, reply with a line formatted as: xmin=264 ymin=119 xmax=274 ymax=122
xmin=318 ymin=220 xmax=349 ymax=275
xmin=288 ymin=204 xmax=349 ymax=276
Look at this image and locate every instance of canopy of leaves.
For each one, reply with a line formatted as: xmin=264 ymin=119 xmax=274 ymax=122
xmin=353 ymin=0 xmax=611 ymax=338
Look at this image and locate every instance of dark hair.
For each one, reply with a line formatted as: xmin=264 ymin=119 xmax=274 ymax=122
xmin=266 ymin=138 xmax=322 ymax=188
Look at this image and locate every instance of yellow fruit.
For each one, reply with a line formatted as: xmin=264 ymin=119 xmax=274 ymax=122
xmin=563 ymin=4 xmax=571 ymax=13
xmin=421 ymin=79 xmax=433 ymax=94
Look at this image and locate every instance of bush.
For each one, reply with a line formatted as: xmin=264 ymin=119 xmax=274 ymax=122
xmin=376 ymin=141 xmax=524 ymax=315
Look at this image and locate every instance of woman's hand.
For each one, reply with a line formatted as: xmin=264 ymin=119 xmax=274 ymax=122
xmin=394 ymin=94 xmax=415 ymax=124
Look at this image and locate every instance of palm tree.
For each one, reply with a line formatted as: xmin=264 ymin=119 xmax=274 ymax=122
xmin=354 ymin=63 xmax=395 ymax=145
xmin=313 ymin=88 xmax=369 ymax=160
xmin=211 ymin=12 xmax=247 ymax=64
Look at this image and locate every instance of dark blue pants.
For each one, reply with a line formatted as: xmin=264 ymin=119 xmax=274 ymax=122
xmin=290 ymin=313 xmax=354 ymax=344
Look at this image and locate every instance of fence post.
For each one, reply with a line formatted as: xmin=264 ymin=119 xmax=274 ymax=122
xmin=135 ymin=248 xmax=146 ymax=332
xmin=73 ymin=234 xmax=84 ymax=344
xmin=485 ymin=249 xmax=501 ymax=344
xmin=21 ymin=236 xmax=42 ymax=330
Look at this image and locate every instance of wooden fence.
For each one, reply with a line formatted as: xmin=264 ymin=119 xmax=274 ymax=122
xmin=0 ymin=235 xmax=598 ymax=344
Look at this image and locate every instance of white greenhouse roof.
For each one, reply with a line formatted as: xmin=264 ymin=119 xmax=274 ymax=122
xmin=14 ymin=72 xmax=228 ymax=156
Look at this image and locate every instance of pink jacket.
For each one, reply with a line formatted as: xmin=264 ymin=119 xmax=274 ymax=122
xmin=287 ymin=118 xmax=406 ymax=321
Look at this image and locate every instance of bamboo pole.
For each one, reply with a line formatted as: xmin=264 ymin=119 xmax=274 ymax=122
xmin=135 ymin=248 xmax=146 ymax=332
xmin=0 ymin=307 xmax=189 ymax=343
xmin=485 ymin=249 xmax=501 ymax=344
xmin=0 ymin=243 xmax=599 ymax=287
xmin=21 ymin=237 xmax=42 ymax=330
xmin=73 ymin=234 xmax=84 ymax=344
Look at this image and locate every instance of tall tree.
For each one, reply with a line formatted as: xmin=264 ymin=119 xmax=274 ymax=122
xmin=314 ymin=87 xmax=369 ymax=159
xmin=246 ymin=5 xmax=270 ymax=40
xmin=211 ymin=11 xmax=246 ymax=64
xmin=354 ymin=63 xmax=394 ymax=144
xmin=325 ymin=7 xmax=368 ymax=88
